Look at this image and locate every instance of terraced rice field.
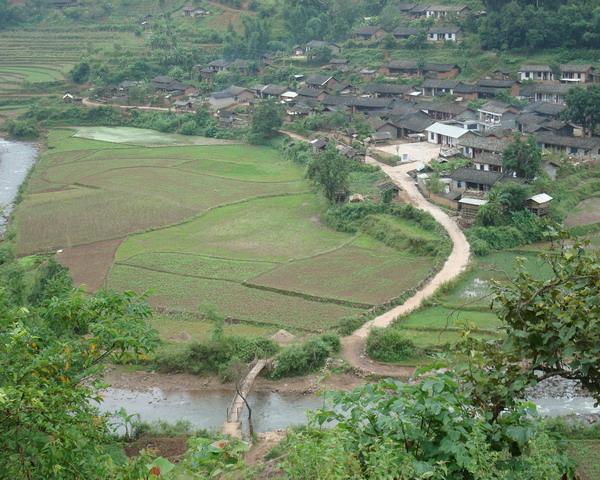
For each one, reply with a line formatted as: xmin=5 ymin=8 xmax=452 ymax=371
xmin=16 ymin=127 xmax=442 ymax=334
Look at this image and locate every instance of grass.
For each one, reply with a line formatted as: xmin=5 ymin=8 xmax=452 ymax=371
xmin=15 ymin=127 xmax=444 ymax=336
xmin=73 ymin=126 xmax=242 ymax=147
xmin=567 ymin=440 xmax=600 ymax=480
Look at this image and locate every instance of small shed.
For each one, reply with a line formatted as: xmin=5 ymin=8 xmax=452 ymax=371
xmin=377 ymin=180 xmax=400 ymax=201
xmin=526 ymin=193 xmax=553 ymax=216
xmin=458 ymin=197 xmax=488 ymax=224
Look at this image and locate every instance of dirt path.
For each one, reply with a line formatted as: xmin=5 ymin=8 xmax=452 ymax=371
xmin=279 ymin=131 xmax=471 ymax=377
xmin=341 ymin=155 xmax=471 ymax=376
xmin=82 ymin=98 xmax=172 ymax=112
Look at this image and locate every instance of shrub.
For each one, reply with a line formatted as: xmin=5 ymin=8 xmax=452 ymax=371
xmin=337 ymin=316 xmax=365 ymax=336
xmin=366 ymin=328 xmax=416 ymax=363
xmin=6 ymin=119 xmax=39 ymax=139
xmin=155 ymin=334 xmax=278 ymax=379
xmin=319 ymin=333 xmax=341 ymax=353
xmin=269 ymin=334 xmax=339 ymax=379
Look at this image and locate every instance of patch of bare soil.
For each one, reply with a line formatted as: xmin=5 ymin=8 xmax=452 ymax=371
xmin=565 ymin=197 xmax=600 ymax=227
xmin=124 ymin=436 xmax=188 ymax=462
xmin=56 ymin=238 xmax=123 ymax=291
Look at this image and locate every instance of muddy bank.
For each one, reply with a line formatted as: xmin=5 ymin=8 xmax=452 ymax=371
xmin=104 ymin=366 xmax=367 ymax=395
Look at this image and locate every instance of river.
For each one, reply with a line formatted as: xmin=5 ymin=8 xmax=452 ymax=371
xmin=98 ymin=386 xmax=600 ymax=435
xmin=0 ymin=137 xmax=38 ymax=235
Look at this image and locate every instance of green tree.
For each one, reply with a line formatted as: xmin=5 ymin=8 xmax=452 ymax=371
xmin=476 ymin=182 xmax=531 ymax=227
xmin=0 ymin=285 xmax=160 ymax=479
xmin=70 ymin=61 xmax=90 ymax=84
xmin=502 ymin=134 xmax=542 ymax=180
xmin=306 ymin=146 xmax=350 ymax=203
xmin=563 ymin=85 xmax=600 ymax=136
xmin=307 ymin=46 xmax=332 ymax=65
xmin=248 ymin=99 xmax=283 ymax=143
xmin=493 ymin=234 xmax=600 ymax=402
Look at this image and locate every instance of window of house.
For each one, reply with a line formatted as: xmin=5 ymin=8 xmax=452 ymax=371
xmin=457 ymin=181 xmax=463 ymax=188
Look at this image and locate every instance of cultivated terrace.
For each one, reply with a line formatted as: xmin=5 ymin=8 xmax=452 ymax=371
xmin=0 ymin=1 xmax=599 ymax=479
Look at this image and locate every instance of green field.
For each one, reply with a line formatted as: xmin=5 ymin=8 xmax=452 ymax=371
xmin=15 ymin=127 xmax=443 ymax=334
xmin=382 ymin=249 xmax=554 ymax=353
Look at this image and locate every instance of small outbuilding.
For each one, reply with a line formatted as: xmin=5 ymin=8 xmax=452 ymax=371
xmin=526 ymin=193 xmax=553 ymax=217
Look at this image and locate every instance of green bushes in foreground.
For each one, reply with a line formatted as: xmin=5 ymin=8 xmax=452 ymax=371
xmin=366 ymin=328 xmax=416 ymax=363
xmin=269 ymin=334 xmax=341 ymax=379
xmin=155 ymin=333 xmax=279 ymax=380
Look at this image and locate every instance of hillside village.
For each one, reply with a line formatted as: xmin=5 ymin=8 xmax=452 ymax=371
xmin=68 ymin=1 xmax=600 ymax=230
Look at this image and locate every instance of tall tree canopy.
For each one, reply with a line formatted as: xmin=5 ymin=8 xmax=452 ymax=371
xmin=502 ymin=134 xmax=542 ymax=180
xmin=306 ymin=145 xmax=350 ymax=203
xmin=563 ymin=85 xmax=600 ymax=137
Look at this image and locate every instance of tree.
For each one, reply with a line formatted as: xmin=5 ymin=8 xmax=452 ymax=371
xmin=493 ymin=234 xmax=600 ymax=402
xmin=248 ymin=99 xmax=283 ymax=143
xmin=502 ymin=134 xmax=541 ymax=180
xmin=70 ymin=61 xmax=90 ymax=84
xmin=563 ymin=85 xmax=600 ymax=136
xmin=306 ymin=146 xmax=350 ymax=203
xmin=306 ymin=46 xmax=332 ymax=65
xmin=0 ymin=285 xmax=160 ymax=479
xmin=476 ymin=182 xmax=531 ymax=227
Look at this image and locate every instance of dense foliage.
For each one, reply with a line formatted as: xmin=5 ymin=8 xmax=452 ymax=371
xmin=365 ymin=328 xmax=416 ymax=363
xmin=0 ymin=254 xmax=160 ymax=479
xmin=281 ymin=375 xmax=572 ymax=479
xmin=563 ymin=85 xmax=600 ymax=136
xmin=306 ymin=145 xmax=351 ymax=203
xmin=248 ymin=99 xmax=284 ymax=143
xmin=479 ymin=0 xmax=600 ymax=50
xmin=269 ymin=333 xmax=341 ymax=379
xmin=502 ymin=135 xmax=542 ymax=181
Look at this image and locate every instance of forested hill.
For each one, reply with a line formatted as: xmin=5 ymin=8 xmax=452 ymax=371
xmin=1 ymin=0 xmax=599 ymax=54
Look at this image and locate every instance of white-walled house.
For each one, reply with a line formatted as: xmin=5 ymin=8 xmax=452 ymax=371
xmin=518 ymin=65 xmax=554 ymax=82
xmin=425 ymin=122 xmax=468 ymax=146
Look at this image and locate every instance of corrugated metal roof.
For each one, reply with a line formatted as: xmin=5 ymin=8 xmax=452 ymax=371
xmin=425 ymin=122 xmax=468 ymax=138
xmin=529 ymin=193 xmax=553 ymax=204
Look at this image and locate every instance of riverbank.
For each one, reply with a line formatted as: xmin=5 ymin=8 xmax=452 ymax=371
xmin=104 ymin=365 xmax=367 ymax=395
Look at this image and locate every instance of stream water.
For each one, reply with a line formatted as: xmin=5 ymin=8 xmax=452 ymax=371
xmin=98 ymin=388 xmax=325 ymax=434
xmin=0 ymin=137 xmax=37 ymax=235
xmin=98 ymin=386 xmax=600 ymax=435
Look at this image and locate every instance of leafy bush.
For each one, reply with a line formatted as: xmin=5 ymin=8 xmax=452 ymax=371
xmin=155 ymin=334 xmax=278 ymax=379
xmin=337 ymin=316 xmax=366 ymax=336
xmin=269 ymin=334 xmax=340 ymax=379
xmin=366 ymin=328 xmax=416 ymax=363
xmin=6 ymin=119 xmax=39 ymax=139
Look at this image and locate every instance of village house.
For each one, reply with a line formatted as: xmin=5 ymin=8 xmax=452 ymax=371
xmin=474 ymin=79 xmax=520 ymax=99
xmin=526 ymin=193 xmax=553 ymax=217
xmin=519 ymin=83 xmax=575 ymax=104
xmin=364 ymin=83 xmax=413 ymax=98
xmin=392 ymin=111 xmax=435 ymax=140
xmin=305 ymin=74 xmax=339 ymax=91
xmin=182 ymin=5 xmax=209 ymax=17
xmin=458 ymin=197 xmax=488 ymax=224
xmin=286 ymin=103 xmax=313 ymax=120
xmin=207 ymin=86 xmax=254 ymax=110
xmin=353 ymin=26 xmax=387 ymax=41
xmin=393 ymin=26 xmax=421 ymax=40
xmin=408 ymin=4 xmax=430 ymax=17
xmin=173 ymin=99 xmax=194 ymax=112
xmin=450 ymin=167 xmax=504 ymax=192
xmin=458 ymin=132 xmax=510 ymax=163
xmin=453 ymin=83 xmax=478 ymax=101
xmin=425 ymin=5 xmax=470 ymax=18
xmin=559 ymin=64 xmax=597 ymax=84
xmin=382 ymin=61 xmax=460 ymax=79
xmin=296 ymin=87 xmax=326 ymax=103
xmin=535 ymin=132 xmax=600 ymax=158
xmin=490 ymin=68 xmax=513 ymax=81
xmin=151 ymin=76 xmax=187 ymax=95
xmin=427 ymin=25 xmax=461 ymax=42
xmin=516 ymin=102 xmax=571 ymax=135
xmin=477 ymin=101 xmax=519 ymax=130
xmin=305 ymin=40 xmax=341 ymax=56
xmin=259 ymin=84 xmax=288 ymax=99
xmin=310 ymin=138 xmax=328 ymax=153
xmin=426 ymin=122 xmax=469 ymax=146
xmin=397 ymin=3 xmax=417 ymax=14
xmin=421 ymin=79 xmax=459 ymax=97
xmin=419 ymin=102 xmax=468 ymax=121
xmin=62 ymin=93 xmax=83 ymax=104
xmin=518 ymin=65 xmax=555 ymax=82
xmin=326 ymin=58 xmax=349 ymax=72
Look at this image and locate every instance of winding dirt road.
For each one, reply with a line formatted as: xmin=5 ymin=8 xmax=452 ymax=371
xmin=341 ymin=154 xmax=471 ymax=377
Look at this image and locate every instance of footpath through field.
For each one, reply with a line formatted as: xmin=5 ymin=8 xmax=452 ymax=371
xmin=341 ymin=155 xmax=471 ymax=377
xmin=280 ymin=131 xmax=471 ymax=377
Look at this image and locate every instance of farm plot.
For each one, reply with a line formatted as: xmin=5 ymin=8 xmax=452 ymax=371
xmin=14 ymin=129 xmax=306 ymax=255
xmin=16 ymin=127 xmax=443 ymax=334
xmin=111 ymin=193 xmax=441 ymax=330
xmin=386 ymin=249 xmax=554 ymax=352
